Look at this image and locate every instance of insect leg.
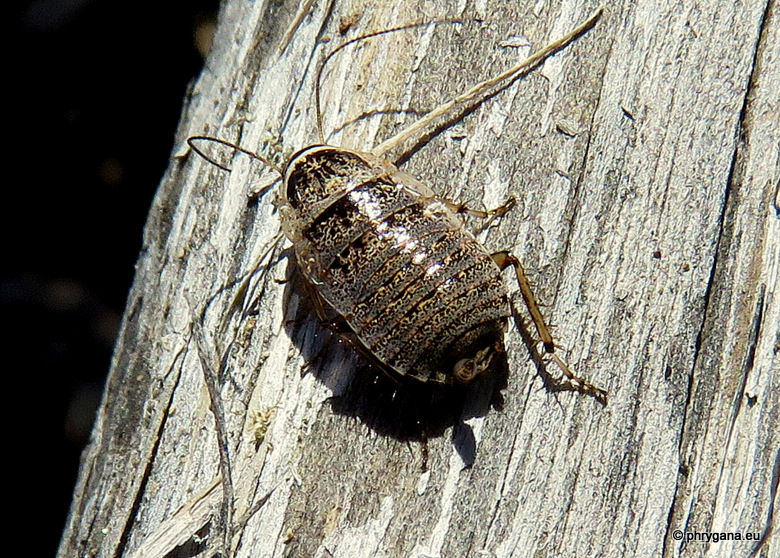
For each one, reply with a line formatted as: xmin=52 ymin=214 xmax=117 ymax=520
xmin=441 ymin=195 xmax=516 ymax=220
xmin=436 ymin=194 xmax=516 ymax=235
xmin=491 ymin=250 xmax=607 ymax=400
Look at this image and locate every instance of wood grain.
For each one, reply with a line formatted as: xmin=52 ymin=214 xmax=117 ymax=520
xmin=58 ymin=0 xmax=778 ymax=557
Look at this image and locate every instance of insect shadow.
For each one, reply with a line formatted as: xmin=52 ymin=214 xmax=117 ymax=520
xmin=279 ymin=257 xmax=509 ymax=466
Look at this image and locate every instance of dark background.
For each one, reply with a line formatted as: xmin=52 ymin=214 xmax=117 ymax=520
xmin=5 ymin=1 xmax=218 ymax=554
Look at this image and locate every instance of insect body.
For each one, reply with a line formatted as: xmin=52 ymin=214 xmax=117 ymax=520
xmin=280 ymin=145 xmax=509 ymax=383
xmin=190 ymin=7 xmax=606 ymax=396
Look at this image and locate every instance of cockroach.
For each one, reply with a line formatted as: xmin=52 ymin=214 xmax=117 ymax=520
xmin=189 ymin=6 xmax=606 ymax=399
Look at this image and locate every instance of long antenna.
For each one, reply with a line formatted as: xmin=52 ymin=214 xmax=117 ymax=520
xmin=187 ymin=136 xmax=284 ymax=175
xmin=371 ymin=6 xmax=603 ymax=159
xmin=315 ymin=21 xmax=462 ymax=145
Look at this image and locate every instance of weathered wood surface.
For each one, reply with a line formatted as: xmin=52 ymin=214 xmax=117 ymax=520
xmin=59 ymin=0 xmax=778 ymax=557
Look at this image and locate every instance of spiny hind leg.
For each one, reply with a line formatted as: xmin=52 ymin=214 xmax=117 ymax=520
xmin=491 ymin=250 xmax=607 ymax=401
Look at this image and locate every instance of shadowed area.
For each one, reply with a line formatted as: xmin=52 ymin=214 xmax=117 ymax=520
xmin=282 ymin=266 xmax=509 ymax=466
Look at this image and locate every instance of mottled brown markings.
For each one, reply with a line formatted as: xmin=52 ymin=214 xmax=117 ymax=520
xmin=282 ymin=146 xmax=513 ymax=385
xmin=304 ymin=179 xmax=417 ymax=267
xmin=325 ymin=211 xmax=461 ymax=316
xmin=379 ymin=273 xmax=507 ymax=367
xmin=361 ymin=250 xmax=498 ymax=349
xmin=353 ymin=242 xmax=478 ymax=333
xmin=398 ymin=298 xmax=508 ymax=371
xmin=328 ymin=226 xmax=454 ymax=318
xmin=284 ymin=148 xmax=376 ymax=210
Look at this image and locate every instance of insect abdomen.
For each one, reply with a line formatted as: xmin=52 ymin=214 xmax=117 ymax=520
xmin=281 ymin=146 xmax=509 ymax=384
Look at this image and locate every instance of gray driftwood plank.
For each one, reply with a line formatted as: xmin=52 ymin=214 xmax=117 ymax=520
xmin=58 ymin=1 xmax=778 ymax=557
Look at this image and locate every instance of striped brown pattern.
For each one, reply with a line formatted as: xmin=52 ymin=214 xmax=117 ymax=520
xmin=281 ymin=145 xmax=509 ymax=383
